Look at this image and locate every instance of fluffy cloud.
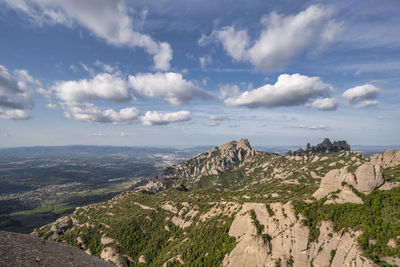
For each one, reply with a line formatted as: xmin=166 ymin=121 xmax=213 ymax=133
xmin=224 ymin=73 xmax=333 ymax=108
xmin=0 ymin=64 xmax=39 ymax=120
xmin=64 ymin=104 xmax=139 ymax=124
xmin=2 ymin=0 xmax=172 ymax=70
xmin=200 ymin=26 xmax=249 ymax=61
xmin=310 ymin=98 xmax=338 ymax=111
xmin=141 ymin=110 xmax=192 ymax=126
xmin=342 ymin=84 xmax=380 ymax=106
xmin=53 ymin=73 xmax=133 ymax=104
xmin=129 ymin=72 xmax=210 ymax=105
xmin=200 ymin=5 xmax=341 ymax=71
xmin=52 ymin=69 xmax=208 ymax=125
xmin=52 ymin=72 xmax=140 ymax=124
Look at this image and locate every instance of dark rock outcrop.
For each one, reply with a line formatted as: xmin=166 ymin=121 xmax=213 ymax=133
xmin=286 ymin=138 xmax=351 ymax=156
xmin=0 ymin=230 xmax=114 ymax=267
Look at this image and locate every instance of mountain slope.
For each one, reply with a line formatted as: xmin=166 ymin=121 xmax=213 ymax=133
xmin=33 ymin=139 xmax=400 ymax=267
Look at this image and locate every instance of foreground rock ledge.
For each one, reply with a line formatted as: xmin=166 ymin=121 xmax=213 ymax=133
xmin=0 ymin=230 xmax=114 ymax=267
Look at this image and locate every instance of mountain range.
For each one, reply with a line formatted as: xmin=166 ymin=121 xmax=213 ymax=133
xmin=4 ymin=138 xmax=400 ymax=266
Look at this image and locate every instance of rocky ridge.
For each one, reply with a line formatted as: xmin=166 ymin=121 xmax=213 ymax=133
xmin=32 ymin=139 xmax=400 ymax=267
xmin=138 ymin=138 xmax=258 ymax=191
xmin=286 ymin=138 xmax=351 ymax=156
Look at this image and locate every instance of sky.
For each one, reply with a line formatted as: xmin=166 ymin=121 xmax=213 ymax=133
xmin=0 ymin=0 xmax=399 ymax=147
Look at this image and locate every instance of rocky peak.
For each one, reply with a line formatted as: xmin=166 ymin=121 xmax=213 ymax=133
xmin=142 ymin=139 xmax=256 ymax=191
xmin=218 ymin=138 xmax=252 ymax=152
xmin=286 ymin=138 xmax=351 ymax=156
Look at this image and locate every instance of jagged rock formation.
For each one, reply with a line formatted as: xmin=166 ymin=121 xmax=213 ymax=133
xmin=370 ymin=149 xmax=400 ymax=168
xmin=138 ymin=138 xmax=258 ymax=191
xmin=31 ymin=140 xmax=400 ymax=267
xmin=286 ymin=138 xmax=351 ymax=156
xmin=223 ymin=203 xmax=373 ymax=267
xmin=0 ymin=230 xmax=114 ymax=267
xmin=314 ymin=159 xmax=388 ymax=203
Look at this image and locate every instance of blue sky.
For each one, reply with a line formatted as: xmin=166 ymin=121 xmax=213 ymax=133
xmin=0 ymin=0 xmax=399 ymax=147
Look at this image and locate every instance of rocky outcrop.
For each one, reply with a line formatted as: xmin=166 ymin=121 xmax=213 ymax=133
xmin=100 ymin=247 xmax=127 ymax=267
xmin=223 ymin=203 xmax=373 ymax=267
xmin=287 ymin=138 xmax=351 ymax=156
xmin=354 ymin=163 xmax=384 ymax=193
xmin=0 ymin=230 xmax=114 ymax=267
xmin=313 ymin=162 xmax=385 ymax=201
xmin=370 ymin=149 xmax=400 ymax=168
xmin=142 ymin=139 xmax=259 ymax=191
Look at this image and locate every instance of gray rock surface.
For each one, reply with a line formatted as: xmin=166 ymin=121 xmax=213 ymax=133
xmin=0 ymin=230 xmax=114 ymax=267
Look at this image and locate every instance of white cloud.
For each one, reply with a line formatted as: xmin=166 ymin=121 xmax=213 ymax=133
xmin=205 ymin=114 xmax=228 ymax=127
xmin=205 ymin=121 xmax=219 ymax=127
xmin=291 ymin=125 xmax=329 ymax=131
xmin=80 ymin=63 xmax=95 ymax=76
xmin=53 ymin=73 xmax=133 ymax=104
xmin=310 ymin=98 xmax=338 ymax=111
xmin=199 ymin=55 xmax=212 ymax=69
xmin=53 ymin=71 xmax=139 ymax=124
xmin=93 ymin=60 xmax=117 ymax=74
xmin=129 ymin=72 xmax=210 ymax=105
xmin=200 ymin=5 xmax=341 ymax=71
xmin=64 ymin=103 xmax=139 ymax=124
xmin=224 ymin=73 xmax=333 ymax=108
xmin=141 ymin=110 xmax=192 ymax=126
xmin=89 ymin=132 xmax=108 ymax=137
xmin=46 ymin=103 xmax=57 ymax=109
xmin=356 ymin=100 xmax=379 ymax=109
xmin=208 ymin=115 xmax=227 ymax=121
xmin=0 ymin=109 xmax=30 ymax=120
xmin=2 ymin=0 xmax=172 ymax=70
xmin=0 ymin=64 xmax=39 ymax=120
xmin=200 ymin=26 xmax=249 ymax=61
xmin=219 ymin=84 xmax=240 ymax=100
xmin=342 ymin=84 xmax=380 ymax=105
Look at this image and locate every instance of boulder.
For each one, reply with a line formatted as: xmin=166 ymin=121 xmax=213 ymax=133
xmin=354 ymin=163 xmax=384 ymax=194
xmin=100 ymin=247 xmax=127 ymax=267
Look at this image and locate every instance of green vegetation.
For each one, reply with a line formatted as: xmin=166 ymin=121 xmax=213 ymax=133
xmin=31 ymin=145 xmax=400 ymax=266
xmin=329 ymin=249 xmax=336 ymax=266
xmin=266 ymin=204 xmax=274 ymax=216
xmin=250 ymin=209 xmax=264 ymax=236
xmin=37 ymin=189 xmax=237 ymax=266
xmin=384 ymin=165 xmax=400 ymax=182
xmin=25 ymin=204 xmax=75 ymax=215
xmin=293 ymin=187 xmax=400 ymax=265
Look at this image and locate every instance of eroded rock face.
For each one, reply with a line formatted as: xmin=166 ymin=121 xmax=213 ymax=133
xmin=313 ymin=162 xmax=385 ymax=201
xmin=354 ymin=163 xmax=384 ymax=194
xmin=142 ymin=139 xmax=259 ymax=191
xmin=223 ymin=203 xmax=374 ymax=267
xmin=100 ymin=247 xmax=127 ymax=267
xmin=370 ymin=149 xmax=400 ymax=168
xmin=313 ymin=167 xmax=358 ymax=201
